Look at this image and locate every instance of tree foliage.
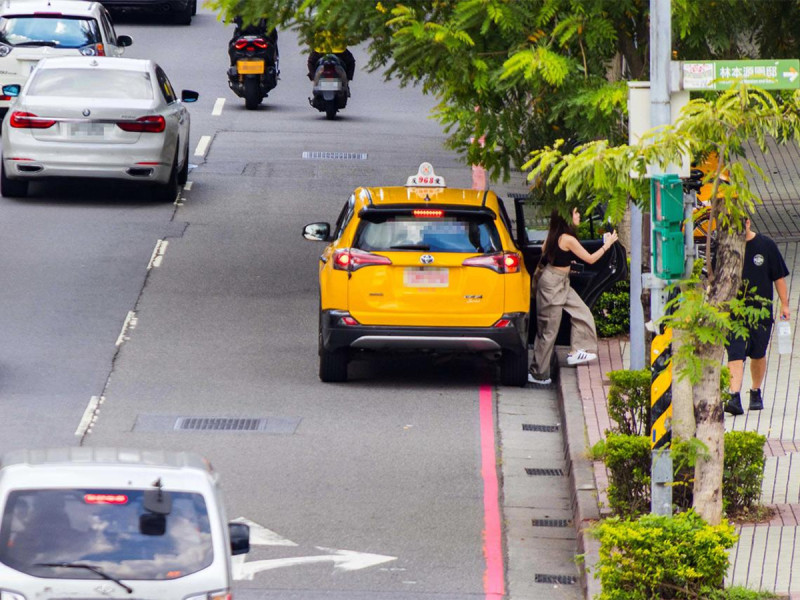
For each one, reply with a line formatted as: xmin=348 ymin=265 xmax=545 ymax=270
xmin=208 ymin=0 xmax=800 ymax=181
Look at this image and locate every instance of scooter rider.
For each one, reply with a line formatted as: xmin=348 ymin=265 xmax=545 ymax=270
xmin=307 ymin=30 xmax=354 ymax=81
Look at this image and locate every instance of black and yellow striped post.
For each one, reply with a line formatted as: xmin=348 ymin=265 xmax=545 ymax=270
xmin=650 ymin=325 xmax=673 ymax=515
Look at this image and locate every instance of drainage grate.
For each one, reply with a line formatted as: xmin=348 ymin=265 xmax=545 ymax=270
xmin=535 ymin=574 xmax=577 ymax=585
xmin=175 ymin=417 xmax=270 ymax=431
xmin=302 ymin=151 xmax=367 ymax=160
xmin=525 ymin=468 xmax=564 ymax=476
xmin=522 ymin=423 xmax=560 ymax=432
xmin=532 ymin=518 xmax=571 ymax=527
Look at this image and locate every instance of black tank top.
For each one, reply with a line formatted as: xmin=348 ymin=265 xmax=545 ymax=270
xmin=551 ymin=238 xmax=573 ymax=267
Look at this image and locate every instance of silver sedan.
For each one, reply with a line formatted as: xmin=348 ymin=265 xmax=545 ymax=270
xmin=1 ymin=55 xmax=198 ymax=200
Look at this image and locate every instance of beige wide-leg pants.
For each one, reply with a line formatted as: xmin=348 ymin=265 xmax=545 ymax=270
xmin=529 ymin=265 xmax=598 ymax=379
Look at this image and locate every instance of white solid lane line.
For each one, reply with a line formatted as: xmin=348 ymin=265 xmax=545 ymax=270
xmin=75 ymin=396 xmax=103 ymax=436
xmin=195 ymin=135 xmax=211 ymax=157
xmin=212 ymin=97 xmax=225 ymax=116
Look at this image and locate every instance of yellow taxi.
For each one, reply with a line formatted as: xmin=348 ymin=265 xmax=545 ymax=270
xmin=302 ymin=163 xmax=531 ymax=386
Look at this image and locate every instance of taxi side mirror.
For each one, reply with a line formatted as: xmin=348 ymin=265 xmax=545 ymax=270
xmin=303 ymin=222 xmax=331 ymax=241
xmin=229 ymin=522 xmax=250 ymax=555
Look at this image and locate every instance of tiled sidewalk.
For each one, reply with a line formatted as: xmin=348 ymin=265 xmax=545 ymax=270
xmin=575 ymin=241 xmax=800 ymax=598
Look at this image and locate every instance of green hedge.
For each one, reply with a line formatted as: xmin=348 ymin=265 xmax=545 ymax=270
xmin=592 ymin=278 xmax=630 ymax=338
xmin=592 ymin=510 xmax=737 ymax=600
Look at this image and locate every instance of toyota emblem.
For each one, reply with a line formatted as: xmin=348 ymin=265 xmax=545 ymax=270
xmin=420 ymin=255 xmax=434 ymax=264
xmin=82 ymin=109 xmax=91 ymax=117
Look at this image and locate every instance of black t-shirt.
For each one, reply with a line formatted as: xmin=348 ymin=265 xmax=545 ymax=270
xmin=740 ymin=233 xmax=789 ymax=316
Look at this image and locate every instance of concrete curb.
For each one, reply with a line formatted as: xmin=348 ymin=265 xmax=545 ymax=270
xmin=555 ymin=348 xmax=601 ymax=600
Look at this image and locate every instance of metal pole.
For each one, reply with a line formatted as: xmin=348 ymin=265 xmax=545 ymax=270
xmin=650 ymin=0 xmax=673 ymax=516
xmin=630 ymin=206 xmax=644 ymax=370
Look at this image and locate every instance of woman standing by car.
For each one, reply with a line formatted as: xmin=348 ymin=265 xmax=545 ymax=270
xmin=528 ymin=208 xmax=618 ymax=385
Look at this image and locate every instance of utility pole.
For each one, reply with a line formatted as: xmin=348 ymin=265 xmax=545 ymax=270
xmin=649 ymin=0 xmax=673 ymax=517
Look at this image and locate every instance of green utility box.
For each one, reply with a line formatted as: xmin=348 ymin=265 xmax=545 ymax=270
xmin=651 ymin=174 xmax=685 ymax=280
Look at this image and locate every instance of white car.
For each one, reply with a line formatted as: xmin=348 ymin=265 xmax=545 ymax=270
xmin=0 ymin=0 xmax=132 ymax=118
xmin=1 ymin=56 xmax=198 ymax=201
xmin=0 ymin=447 xmax=250 ymax=599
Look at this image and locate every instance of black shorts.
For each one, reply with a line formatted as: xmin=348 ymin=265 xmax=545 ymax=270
xmin=727 ymin=321 xmax=772 ymax=361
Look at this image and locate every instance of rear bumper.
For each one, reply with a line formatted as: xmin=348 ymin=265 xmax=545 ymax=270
xmin=320 ymin=309 xmax=528 ymax=355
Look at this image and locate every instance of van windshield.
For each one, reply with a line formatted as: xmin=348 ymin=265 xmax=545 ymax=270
xmin=0 ymin=489 xmax=213 ymax=580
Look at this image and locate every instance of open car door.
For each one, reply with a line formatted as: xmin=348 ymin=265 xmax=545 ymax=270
xmin=511 ymin=196 xmax=629 ymax=345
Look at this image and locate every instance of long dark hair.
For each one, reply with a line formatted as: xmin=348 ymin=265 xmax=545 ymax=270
xmin=542 ymin=209 xmax=577 ymax=265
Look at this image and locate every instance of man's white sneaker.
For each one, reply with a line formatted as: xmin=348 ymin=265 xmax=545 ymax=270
xmin=528 ymin=373 xmax=552 ymax=385
xmin=566 ymin=350 xmax=597 ymax=366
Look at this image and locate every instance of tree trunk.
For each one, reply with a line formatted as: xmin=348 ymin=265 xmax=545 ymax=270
xmin=692 ymin=223 xmax=746 ymax=524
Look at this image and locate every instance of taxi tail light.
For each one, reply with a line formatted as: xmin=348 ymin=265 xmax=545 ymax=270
xmin=9 ymin=111 xmax=55 ymax=129
xmin=117 ymin=115 xmax=166 ymax=133
xmin=493 ymin=318 xmax=513 ymax=328
xmin=462 ymin=252 xmax=521 ymax=274
xmin=338 ymin=315 xmax=360 ymax=326
xmin=333 ymin=248 xmax=392 ymax=271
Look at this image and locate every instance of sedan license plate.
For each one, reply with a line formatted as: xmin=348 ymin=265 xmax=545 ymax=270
xmin=317 ymin=79 xmax=341 ymax=91
xmin=404 ymin=267 xmax=449 ymax=288
xmin=237 ymin=59 xmax=265 ymax=75
xmin=69 ymin=122 xmax=105 ymax=137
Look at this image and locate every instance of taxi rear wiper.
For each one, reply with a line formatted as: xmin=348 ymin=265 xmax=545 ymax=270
xmin=390 ymin=243 xmax=430 ymax=250
xmin=34 ymin=562 xmax=133 ymax=593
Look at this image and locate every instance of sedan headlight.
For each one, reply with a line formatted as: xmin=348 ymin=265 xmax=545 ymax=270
xmin=0 ymin=44 xmax=12 ymax=57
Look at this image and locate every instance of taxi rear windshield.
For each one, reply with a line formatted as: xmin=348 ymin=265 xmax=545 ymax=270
xmin=355 ymin=215 xmax=502 ymax=253
xmin=0 ymin=488 xmax=213 ymax=580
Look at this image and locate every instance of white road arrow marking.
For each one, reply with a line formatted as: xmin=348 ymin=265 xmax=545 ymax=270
xmin=231 ymin=517 xmax=297 ymax=547
xmin=233 ymin=546 xmax=397 ymax=581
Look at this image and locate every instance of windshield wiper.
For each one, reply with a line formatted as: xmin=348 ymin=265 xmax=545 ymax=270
xmin=390 ymin=243 xmax=430 ymax=250
xmin=15 ymin=40 xmax=58 ymax=47
xmin=34 ymin=562 xmax=133 ymax=594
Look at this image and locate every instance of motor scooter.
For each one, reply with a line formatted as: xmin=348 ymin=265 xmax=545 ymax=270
xmin=308 ymin=54 xmax=349 ymax=120
xmin=227 ymin=35 xmax=278 ymax=110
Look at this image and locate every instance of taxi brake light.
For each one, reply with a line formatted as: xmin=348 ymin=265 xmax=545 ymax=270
xmin=84 ymin=493 xmax=128 ymax=504
xmin=339 ymin=315 xmax=359 ymax=326
xmin=412 ymin=209 xmax=444 ymax=218
xmin=493 ymin=319 xmax=512 ymax=328
xmin=462 ymin=252 xmax=521 ymax=274
xmin=333 ymin=248 xmax=392 ymax=271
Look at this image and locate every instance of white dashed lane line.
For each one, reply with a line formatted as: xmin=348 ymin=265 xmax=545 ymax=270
xmin=212 ymin=97 xmax=225 ymax=116
xmin=194 ymin=135 xmax=211 ymax=157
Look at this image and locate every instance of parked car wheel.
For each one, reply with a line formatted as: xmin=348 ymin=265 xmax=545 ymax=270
xmin=500 ymin=349 xmax=528 ymax=387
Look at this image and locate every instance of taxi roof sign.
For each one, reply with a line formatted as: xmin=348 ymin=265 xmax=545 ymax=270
xmin=405 ymin=162 xmax=446 ymax=188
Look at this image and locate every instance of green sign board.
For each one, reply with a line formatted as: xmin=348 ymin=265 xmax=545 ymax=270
xmin=682 ymin=59 xmax=800 ymax=90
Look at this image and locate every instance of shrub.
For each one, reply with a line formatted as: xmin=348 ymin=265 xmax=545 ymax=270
xmin=601 ymin=434 xmax=651 ymax=517
xmin=598 ymin=432 xmax=765 ymax=519
xmin=593 ymin=278 xmax=630 ymax=338
xmin=723 ymin=430 xmax=766 ymax=516
xmin=606 ymin=369 xmax=651 ymax=436
xmin=706 ymin=588 xmax=779 ymax=599
xmin=591 ymin=510 xmax=737 ymax=600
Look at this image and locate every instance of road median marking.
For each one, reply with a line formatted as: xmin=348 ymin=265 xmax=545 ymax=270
xmin=148 ymin=239 xmax=169 ymax=269
xmin=115 ymin=311 xmax=137 ymax=347
xmin=75 ymin=395 xmax=103 ymax=436
xmin=194 ymin=135 xmax=211 ymax=157
xmin=212 ymin=97 xmax=225 ymax=116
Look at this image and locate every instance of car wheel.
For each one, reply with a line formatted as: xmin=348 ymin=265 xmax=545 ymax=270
xmin=319 ymin=348 xmax=348 ymax=382
xmin=153 ymin=154 xmax=179 ymax=202
xmin=177 ymin=142 xmax=189 ymax=185
xmin=173 ymin=1 xmax=192 ymax=25
xmin=1 ymin=162 xmax=28 ymax=198
xmin=500 ymin=349 xmax=528 ymax=387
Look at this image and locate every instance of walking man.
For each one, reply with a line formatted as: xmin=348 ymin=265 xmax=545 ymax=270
xmin=724 ymin=218 xmax=790 ymax=415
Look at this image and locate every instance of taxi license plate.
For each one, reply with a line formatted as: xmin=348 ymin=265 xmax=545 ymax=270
xmin=70 ymin=122 xmax=105 ymax=137
xmin=237 ymin=59 xmax=265 ymax=75
xmin=317 ymin=79 xmax=341 ymax=91
xmin=404 ymin=268 xmax=449 ymax=288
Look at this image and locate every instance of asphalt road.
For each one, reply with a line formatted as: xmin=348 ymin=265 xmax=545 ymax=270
xmin=0 ymin=8 xmax=537 ymax=599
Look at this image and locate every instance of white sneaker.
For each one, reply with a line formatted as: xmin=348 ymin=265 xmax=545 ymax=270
xmin=566 ymin=349 xmax=597 ymax=366
xmin=528 ymin=373 xmax=552 ymax=385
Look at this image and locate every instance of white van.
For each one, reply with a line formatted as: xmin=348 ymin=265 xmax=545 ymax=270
xmin=0 ymin=447 xmax=249 ymax=599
